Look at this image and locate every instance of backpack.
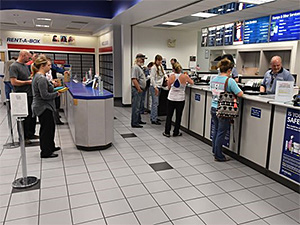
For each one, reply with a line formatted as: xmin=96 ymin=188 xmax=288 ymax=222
xmin=216 ymin=77 xmax=239 ymax=118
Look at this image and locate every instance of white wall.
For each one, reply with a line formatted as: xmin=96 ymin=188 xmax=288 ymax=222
xmin=133 ymin=27 xmax=198 ymax=69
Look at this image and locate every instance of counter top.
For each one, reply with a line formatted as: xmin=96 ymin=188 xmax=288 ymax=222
xmin=269 ymin=100 xmax=300 ymax=110
xmin=242 ymin=94 xmax=274 ymax=104
xmin=65 ymin=82 xmax=113 ymax=99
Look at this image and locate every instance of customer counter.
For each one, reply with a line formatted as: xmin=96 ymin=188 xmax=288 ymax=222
xmin=63 ymin=81 xmax=114 ymax=150
xmin=177 ymin=85 xmax=299 ymax=192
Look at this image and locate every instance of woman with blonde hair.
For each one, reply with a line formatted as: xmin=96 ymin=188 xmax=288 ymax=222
xmin=150 ymin=54 xmax=168 ymax=125
xmin=31 ymin=55 xmax=61 ymax=158
xmin=163 ymin=62 xmax=194 ymax=137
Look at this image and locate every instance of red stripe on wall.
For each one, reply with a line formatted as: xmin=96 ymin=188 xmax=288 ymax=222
xmin=99 ymin=46 xmax=113 ymax=53
xmin=7 ymin=44 xmax=95 ymax=53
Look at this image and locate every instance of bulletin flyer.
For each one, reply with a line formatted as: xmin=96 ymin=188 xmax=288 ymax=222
xmin=279 ymin=108 xmax=300 ymax=184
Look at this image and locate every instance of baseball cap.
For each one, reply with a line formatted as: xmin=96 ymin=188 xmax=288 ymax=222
xmin=136 ymin=53 xmax=147 ymax=59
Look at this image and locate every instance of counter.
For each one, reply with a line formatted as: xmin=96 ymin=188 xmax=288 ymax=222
xmin=177 ymin=85 xmax=299 ymax=192
xmin=64 ymin=82 xmax=114 ymax=150
xmin=0 ymin=74 xmax=5 ymax=103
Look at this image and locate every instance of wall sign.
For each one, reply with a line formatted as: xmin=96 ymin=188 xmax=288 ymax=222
xmin=10 ymin=93 xmax=28 ymax=117
xmin=280 ymin=108 xmax=300 ymax=184
xmin=195 ymin=93 xmax=201 ymax=101
xmin=7 ymin=37 xmax=40 ymax=44
xmin=251 ymin=107 xmax=261 ymax=118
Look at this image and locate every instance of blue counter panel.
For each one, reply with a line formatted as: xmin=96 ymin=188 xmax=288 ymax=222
xmin=65 ymin=82 xmax=113 ymax=99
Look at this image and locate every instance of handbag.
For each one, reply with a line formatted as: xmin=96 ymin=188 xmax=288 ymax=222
xmin=216 ymin=77 xmax=239 ymax=118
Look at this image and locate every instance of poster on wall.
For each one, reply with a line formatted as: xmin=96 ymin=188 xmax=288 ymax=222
xmin=43 ymin=34 xmax=76 ymax=45
xmin=279 ymin=108 xmax=300 ymax=184
xmin=201 ymin=28 xmax=208 ymax=47
xmin=233 ymin=21 xmax=244 ymax=45
xmin=210 ymin=118 xmax=230 ymax=147
xmin=208 ymin=26 xmax=217 ymax=47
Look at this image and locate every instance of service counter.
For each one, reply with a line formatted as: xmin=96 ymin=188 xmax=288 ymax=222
xmin=0 ymin=74 xmax=5 ymax=104
xmin=64 ymin=82 xmax=114 ymax=150
xmin=178 ymin=85 xmax=299 ymax=192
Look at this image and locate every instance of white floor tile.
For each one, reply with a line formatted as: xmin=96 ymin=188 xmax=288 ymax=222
xmin=245 ymin=200 xmax=281 ymax=218
xmin=228 ymin=189 xmax=261 ymax=204
xmin=175 ymin=186 xmax=204 ymax=201
xmin=223 ymin=205 xmax=259 ymax=224
xmin=284 ymin=192 xmax=300 ymax=205
xmin=127 ymin=194 xmax=157 ymax=211
xmin=162 ymin=202 xmax=195 ymax=220
xmin=144 ymin=180 xmax=171 ymax=193
xmin=93 ymin=178 xmax=118 ymax=191
xmin=115 ymin=175 xmax=141 ymax=187
xmin=196 ymin=183 xmax=225 ymax=196
xmin=165 ymin=177 xmax=191 ymax=189
xmin=40 ymin=185 xmax=68 ymax=201
xmin=185 ymin=174 xmax=211 ymax=185
xmin=266 ymin=183 xmax=294 ymax=195
xmin=121 ymin=184 xmax=148 ymax=198
xmin=0 ymin=194 xmax=10 ymax=208
xmin=241 ymin=219 xmax=268 ymax=225
xmin=208 ymin=193 xmax=240 ymax=209
xmin=264 ymin=214 xmax=299 ymax=225
xmin=135 ymin=207 xmax=169 ymax=225
xmin=285 ymin=209 xmax=300 ymax=222
xmin=199 ymin=210 xmax=236 ymax=225
xmin=70 ymin=192 xmax=99 ymax=208
xmin=68 ymin=181 xmax=94 ymax=196
xmin=186 ymin=197 xmax=218 ymax=214
xmin=204 ymin=171 xmax=230 ymax=182
xmin=249 ymin=185 xmax=280 ymax=199
xmin=40 ymin=196 xmax=69 ymax=215
xmin=40 ymin=210 xmax=72 ymax=225
xmin=152 ymin=190 xmax=182 ymax=205
xmin=72 ymin=204 xmax=103 ymax=224
xmin=106 ymin=212 xmax=139 ymax=225
xmin=96 ymin=188 xmax=124 ymax=203
xmin=266 ymin=196 xmax=300 ymax=212
xmin=215 ymin=179 xmax=244 ymax=192
xmin=101 ymin=199 xmax=132 ymax=217
xmin=6 ymin=202 xmax=39 ymax=221
xmin=172 ymin=215 xmax=205 ymax=225
xmin=5 ymin=216 xmax=38 ymax=225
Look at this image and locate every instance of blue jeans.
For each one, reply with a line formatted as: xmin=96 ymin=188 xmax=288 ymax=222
xmin=140 ymin=90 xmax=146 ymax=114
xmin=211 ymin=107 xmax=231 ymax=160
xmin=131 ymin=87 xmax=143 ymax=126
xmin=4 ymin=81 xmax=13 ymax=99
xmin=150 ymin=86 xmax=159 ymax=122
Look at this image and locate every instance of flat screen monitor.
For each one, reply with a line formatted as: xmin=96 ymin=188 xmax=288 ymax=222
xmin=224 ymin=23 xmax=234 ymax=45
xmin=244 ymin=16 xmax=270 ymax=44
xmin=269 ymin=10 xmax=300 ymax=42
xmin=224 ymin=2 xmax=236 ymax=14
xmin=208 ymin=26 xmax=217 ymax=46
xmin=201 ymin=28 xmax=208 ymax=47
xmin=233 ymin=21 xmax=244 ymax=45
xmin=215 ymin=25 xmax=225 ymax=46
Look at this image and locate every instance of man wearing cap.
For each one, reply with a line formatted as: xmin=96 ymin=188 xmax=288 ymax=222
xmin=131 ymin=53 xmax=147 ymax=128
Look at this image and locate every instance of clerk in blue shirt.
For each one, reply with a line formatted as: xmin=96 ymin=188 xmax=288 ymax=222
xmin=260 ymin=56 xmax=294 ymax=94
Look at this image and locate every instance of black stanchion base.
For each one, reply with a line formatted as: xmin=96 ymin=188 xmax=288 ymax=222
xmin=3 ymin=142 xmax=20 ymax=149
xmin=12 ymin=176 xmax=39 ymax=189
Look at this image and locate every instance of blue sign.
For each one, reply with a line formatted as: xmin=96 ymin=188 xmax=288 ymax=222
xmin=195 ymin=93 xmax=201 ymax=101
xmin=270 ymin=10 xmax=300 ymax=42
xmin=224 ymin=23 xmax=234 ymax=45
xmin=280 ymin=108 xmax=300 ymax=184
xmin=251 ymin=107 xmax=261 ymax=118
xmin=244 ymin=16 xmax=270 ymax=44
xmin=210 ymin=118 xmax=230 ymax=147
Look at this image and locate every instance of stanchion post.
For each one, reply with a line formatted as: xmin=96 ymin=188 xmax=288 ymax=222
xmin=3 ymin=99 xmax=19 ymax=149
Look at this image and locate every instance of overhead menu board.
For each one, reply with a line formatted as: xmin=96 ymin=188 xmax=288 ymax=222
xmin=224 ymin=23 xmax=234 ymax=45
xmin=215 ymin=25 xmax=225 ymax=46
xmin=201 ymin=28 xmax=208 ymax=47
xmin=269 ymin=10 xmax=300 ymax=42
xmin=244 ymin=16 xmax=270 ymax=44
xmin=233 ymin=21 xmax=244 ymax=45
xmin=208 ymin=26 xmax=217 ymax=46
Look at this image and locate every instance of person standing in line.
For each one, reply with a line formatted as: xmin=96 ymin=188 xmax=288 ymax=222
xmin=163 ymin=62 xmax=194 ymax=137
xmin=221 ymin=54 xmax=239 ymax=82
xmin=26 ymin=52 xmax=39 ymax=66
xmin=210 ymin=58 xmax=243 ymax=162
xmin=141 ymin=62 xmax=154 ymax=115
xmin=3 ymin=57 xmax=17 ymax=100
xmin=170 ymin=58 xmax=178 ymax=71
xmin=31 ymin=55 xmax=61 ymax=158
xmin=9 ymin=50 xmax=37 ymax=144
xmin=260 ymin=55 xmax=294 ymax=94
xmin=150 ymin=54 xmax=168 ymax=125
xmin=131 ymin=53 xmax=147 ymax=128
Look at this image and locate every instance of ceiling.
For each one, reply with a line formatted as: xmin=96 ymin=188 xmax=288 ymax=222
xmin=0 ymin=0 xmax=299 ymax=35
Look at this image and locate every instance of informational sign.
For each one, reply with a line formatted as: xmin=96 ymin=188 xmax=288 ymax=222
xmin=224 ymin=2 xmax=236 ymax=14
xmin=208 ymin=27 xmax=217 ymax=47
xmin=201 ymin=28 xmax=208 ymax=47
xmin=270 ymin=10 xmax=300 ymax=42
xmin=210 ymin=118 xmax=230 ymax=147
xmin=10 ymin=93 xmax=28 ymax=117
xmin=224 ymin=23 xmax=234 ymax=45
xmin=6 ymin=37 xmax=40 ymax=44
xmin=251 ymin=107 xmax=261 ymax=118
xmin=233 ymin=21 xmax=244 ymax=45
xmin=244 ymin=16 xmax=270 ymax=44
xmin=275 ymin=81 xmax=294 ymax=102
xmin=43 ymin=34 xmax=76 ymax=45
xmin=195 ymin=93 xmax=201 ymax=102
xmin=215 ymin=25 xmax=225 ymax=46
xmin=280 ymin=108 xmax=300 ymax=184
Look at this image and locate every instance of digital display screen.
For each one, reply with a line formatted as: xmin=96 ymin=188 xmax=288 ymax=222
xmin=269 ymin=10 xmax=300 ymax=42
xmin=224 ymin=2 xmax=236 ymax=14
xmin=224 ymin=23 xmax=234 ymax=45
xmin=233 ymin=21 xmax=244 ymax=45
xmin=201 ymin=28 xmax=208 ymax=47
xmin=215 ymin=25 xmax=225 ymax=46
xmin=244 ymin=16 xmax=270 ymax=44
xmin=208 ymin=26 xmax=217 ymax=46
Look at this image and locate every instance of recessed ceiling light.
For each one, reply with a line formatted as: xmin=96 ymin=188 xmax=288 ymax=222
xmin=36 ymin=18 xmax=52 ymax=21
xmin=191 ymin=12 xmax=218 ymax=18
xmin=238 ymin=0 xmax=276 ymax=4
xmin=162 ymin=22 xmax=182 ymax=26
xmin=35 ymin=24 xmax=50 ymax=27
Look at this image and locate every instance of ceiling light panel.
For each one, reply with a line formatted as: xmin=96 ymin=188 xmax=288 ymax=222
xmin=238 ymin=0 xmax=276 ymax=5
xmin=191 ymin=12 xmax=218 ymax=18
xmin=162 ymin=21 xmax=182 ymax=26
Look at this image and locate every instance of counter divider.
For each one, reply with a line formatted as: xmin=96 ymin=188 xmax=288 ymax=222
xmin=203 ymin=91 xmax=208 ymax=136
xmin=266 ymin=104 xmax=275 ymax=169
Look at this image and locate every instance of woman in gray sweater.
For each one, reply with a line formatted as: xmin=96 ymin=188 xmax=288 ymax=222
xmin=32 ymin=55 xmax=61 ymax=158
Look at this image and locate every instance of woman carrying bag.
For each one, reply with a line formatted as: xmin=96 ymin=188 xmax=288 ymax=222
xmin=210 ymin=58 xmax=243 ymax=162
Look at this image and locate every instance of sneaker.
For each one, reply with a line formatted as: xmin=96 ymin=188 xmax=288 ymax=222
xmin=151 ymin=121 xmax=161 ymax=125
xmin=53 ymin=147 xmax=61 ymax=152
xmin=214 ymin=157 xmax=230 ymax=162
xmin=173 ymin=132 xmax=182 ymax=137
xmin=131 ymin=125 xmax=143 ymax=128
xmin=29 ymin=135 xmax=39 ymax=139
xmin=139 ymin=121 xmax=146 ymax=124
xmin=162 ymin=132 xmax=170 ymax=137
xmin=41 ymin=153 xmax=59 ymax=158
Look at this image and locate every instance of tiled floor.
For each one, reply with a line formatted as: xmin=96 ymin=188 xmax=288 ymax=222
xmin=0 ymin=104 xmax=299 ymax=225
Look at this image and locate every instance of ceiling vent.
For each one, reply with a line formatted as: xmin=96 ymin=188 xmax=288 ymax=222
xmin=68 ymin=21 xmax=89 ymax=29
xmin=70 ymin=21 xmax=88 ymax=24
xmin=66 ymin=27 xmax=81 ymax=30
xmin=0 ymin=22 xmax=18 ymax=26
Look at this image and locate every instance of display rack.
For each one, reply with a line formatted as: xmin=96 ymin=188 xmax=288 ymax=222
xmin=99 ymin=53 xmax=113 ymax=93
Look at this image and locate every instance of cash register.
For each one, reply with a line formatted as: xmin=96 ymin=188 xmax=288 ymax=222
xmin=193 ymin=71 xmax=218 ymax=85
xmin=238 ymin=76 xmax=264 ymax=95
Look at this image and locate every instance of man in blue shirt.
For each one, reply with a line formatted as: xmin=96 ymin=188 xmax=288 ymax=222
xmin=260 ymin=56 xmax=294 ymax=94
